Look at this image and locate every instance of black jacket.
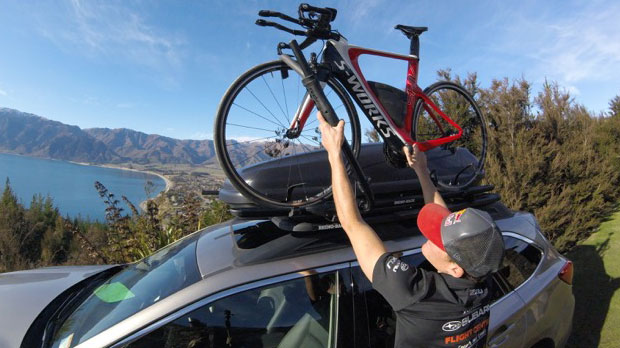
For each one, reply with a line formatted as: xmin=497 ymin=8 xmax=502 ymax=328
xmin=372 ymin=252 xmax=493 ymax=348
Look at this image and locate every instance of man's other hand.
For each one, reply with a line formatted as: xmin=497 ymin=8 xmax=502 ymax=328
xmin=317 ymin=111 xmax=345 ymax=155
xmin=403 ymin=144 xmax=428 ymax=173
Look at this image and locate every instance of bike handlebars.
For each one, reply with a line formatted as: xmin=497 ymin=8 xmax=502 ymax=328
xmin=258 ymin=10 xmax=301 ymax=25
xmin=298 ymin=3 xmax=337 ymax=22
xmin=256 ymin=3 xmax=340 ymax=43
xmin=256 ymin=19 xmax=307 ymax=36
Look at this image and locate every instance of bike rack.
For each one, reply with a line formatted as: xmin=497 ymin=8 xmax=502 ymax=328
xmin=269 ymin=190 xmax=500 ymax=233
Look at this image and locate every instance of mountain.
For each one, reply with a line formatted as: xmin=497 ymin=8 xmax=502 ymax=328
xmin=0 ymin=108 xmax=121 ymax=163
xmin=84 ymin=128 xmax=217 ymax=165
xmin=0 ymin=107 xmax=312 ymax=166
xmin=0 ymin=107 xmax=218 ymax=165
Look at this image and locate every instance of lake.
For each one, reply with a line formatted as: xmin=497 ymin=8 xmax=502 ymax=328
xmin=0 ymin=153 xmax=167 ymax=221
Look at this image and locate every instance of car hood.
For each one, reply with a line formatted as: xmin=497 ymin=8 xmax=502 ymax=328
xmin=0 ymin=265 xmax=116 ymax=348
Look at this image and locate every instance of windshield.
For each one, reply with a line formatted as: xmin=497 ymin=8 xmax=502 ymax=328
xmin=50 ymin=233 xmax=201 ymax=347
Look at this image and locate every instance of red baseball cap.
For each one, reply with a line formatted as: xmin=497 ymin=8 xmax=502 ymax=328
xmin=417 ymin=203 xmax=506 ymax=278
xmin=417 ymin=203 xmax=451 ymax=250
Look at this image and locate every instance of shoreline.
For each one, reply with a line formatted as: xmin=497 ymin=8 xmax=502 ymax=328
xmin=99 ymin=164 xmax=172 ymax=194
xmin=69 ymin=162 xmax=175 ymax=214
xmin=0 ymin=152 xmax=172 ymax=193
xmin=67 ymin=160 xmax=173 ymax=194
xmin=67 ymin=161 xmax=174 ymax=212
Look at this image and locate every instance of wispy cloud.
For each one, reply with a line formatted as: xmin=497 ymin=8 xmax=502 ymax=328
xmin=339 ymin=0 xmax=420 ymax=37
xmin=488 ymin=1 xmax=620 ymax=85
xmin=35 ymin=0 xmax=186 ymax=87
xmin=0 ymin=88 xmax=6 ymax=96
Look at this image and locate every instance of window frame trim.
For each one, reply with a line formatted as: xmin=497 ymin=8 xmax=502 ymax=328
xmin=490 ymin=232 xmax=544 ymax=307
xmin=106 ymin=261 xmax=351 ymax=348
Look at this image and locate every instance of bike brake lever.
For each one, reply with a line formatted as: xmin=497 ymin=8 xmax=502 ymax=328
xmin=258 ymin=10 xmax=301 ymax=25
xmin=255 ymin=20 xmax=306 ymax=36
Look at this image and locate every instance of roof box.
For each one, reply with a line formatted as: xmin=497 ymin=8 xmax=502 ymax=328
xmin=219 ymin=143 xmax=491 ymax=219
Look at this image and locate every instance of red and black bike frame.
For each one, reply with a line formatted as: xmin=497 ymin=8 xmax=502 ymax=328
xmin=281 ymin=36 xmax=464 ymax=211
xmin=285 ymin=37 xmax=463 ymax=153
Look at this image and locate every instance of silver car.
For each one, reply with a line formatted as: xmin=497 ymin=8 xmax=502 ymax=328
xmin=0 ymin=201 xmax=574 ymax=348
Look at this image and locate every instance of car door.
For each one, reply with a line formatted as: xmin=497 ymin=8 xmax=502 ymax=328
xmin=491 ymin=233 xmax=548 ymax=348
xmin=113 ymin=265 xmax=354 ymax=348
xmin=486 ymin=234 xmax=546 ymax=348
xmin=486 ymin=276 xmax=527 ymax=348
xmin=352 ymin=240 xmax=531 ymax=348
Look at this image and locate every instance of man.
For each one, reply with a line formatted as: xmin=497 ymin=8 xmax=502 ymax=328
xmin=317 ymin=112 xmax=504 ymax=348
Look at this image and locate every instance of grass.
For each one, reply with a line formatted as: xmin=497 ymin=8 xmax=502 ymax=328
xmin=566 ymin=208 xmax=620 ymax=347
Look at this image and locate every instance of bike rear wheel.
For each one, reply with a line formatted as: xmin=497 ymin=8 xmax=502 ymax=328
xmin=214 ymin=60 xmax=361 ymax=208
xmin=413 ymin=81 xmax=487 ymax=191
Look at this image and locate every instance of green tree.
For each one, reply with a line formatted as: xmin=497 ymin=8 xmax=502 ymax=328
xmin=23 ymin=195 xmax=59 ymax=263
xmin=40 ymin=215 xmax=72 ymax=265
xmin=0 ymin=178 xmax=28 ymax=272
xmin=477 ymin=80 xmax=619 ymax=251
xmin=200 ymin=199 xmax=233 ymax=228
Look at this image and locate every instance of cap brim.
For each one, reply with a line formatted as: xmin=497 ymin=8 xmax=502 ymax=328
xmin=417 ymin=203 xmax=451 ymax=250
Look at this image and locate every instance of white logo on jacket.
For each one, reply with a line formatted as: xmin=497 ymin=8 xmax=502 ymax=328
xmin=386 ymin=257 xmax=409 ymax=272
xmin=442 ymin=321 xmax=462 ymax=332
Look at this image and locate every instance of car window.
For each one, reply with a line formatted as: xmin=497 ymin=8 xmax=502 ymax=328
xmin=123 ymin=270 xmax=352 ymax=348
xmin=497 ymin=236 xmax=542 ymax=290
xmin=50 ymin=233 xmax=201 ymax=348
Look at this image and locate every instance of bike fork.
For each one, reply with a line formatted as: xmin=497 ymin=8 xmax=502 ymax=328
xmin=280 ymin=39 xmax=375 ymax=212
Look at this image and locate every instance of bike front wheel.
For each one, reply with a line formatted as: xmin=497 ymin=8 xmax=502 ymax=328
xmin=214 ymin=60 xmax=361 ymax=208
xmin=413 ymin=81 xmax=487 ymax=191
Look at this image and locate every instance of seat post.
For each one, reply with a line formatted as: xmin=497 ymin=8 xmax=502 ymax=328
xmin=395 ymin=25 xmax=427 ymax=58
xmin=410 ymin=35 xmax=420 ymax=58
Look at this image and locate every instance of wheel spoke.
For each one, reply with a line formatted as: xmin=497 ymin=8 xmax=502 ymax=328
xmin=225 ymin=135 xmax=279 ymax=146
xmin=232 ymin=142 xmax=280 ymax=167
xmin=232 ymin=103 xmax=284 ymax=128
xmin=246 ymin=86 xmax=287 ymax=128
xmin=226 ymin=122 xmax=277 ymax=133
xmin=297 ymin=138 xmax=318 ymax=152
xmin=281 ymin=78 xmax=290 ymax=123
xmin=261 ymin=75 xmax=290 ymax=124
xmin=299 ymin=134 xmax=322 ymax=146
xmin=292 ymin=138 xmax=309 ymax=201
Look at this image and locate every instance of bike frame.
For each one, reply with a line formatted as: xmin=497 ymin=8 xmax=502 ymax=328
xmin=284 ymin=37 xmax=463 ymax=152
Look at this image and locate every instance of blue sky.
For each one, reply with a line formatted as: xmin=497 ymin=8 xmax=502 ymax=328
xmin=1 ymin=0 xmax=619 ymax=140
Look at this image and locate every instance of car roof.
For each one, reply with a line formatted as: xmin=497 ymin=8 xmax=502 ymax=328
xmin=194 ymin=200 xmax=521 ymax=287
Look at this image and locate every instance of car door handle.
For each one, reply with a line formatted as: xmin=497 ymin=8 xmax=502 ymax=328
xmin=488 ymin=323 xmax=516 ymax=347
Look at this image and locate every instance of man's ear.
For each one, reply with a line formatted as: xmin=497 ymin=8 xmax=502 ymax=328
xmin=447 ymin=262 xmax=465 ymax=278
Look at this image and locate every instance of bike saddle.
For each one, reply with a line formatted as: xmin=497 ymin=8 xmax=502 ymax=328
xmin=395 ymin=25 xmax=428 ymax=38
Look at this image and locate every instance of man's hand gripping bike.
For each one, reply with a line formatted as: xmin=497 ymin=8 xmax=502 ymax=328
xmin=214 ymin=3 xmax=487 ymax=212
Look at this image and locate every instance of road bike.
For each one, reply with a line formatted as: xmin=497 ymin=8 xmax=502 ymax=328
xmin=214 ymin=3 xmax=487 ymax=211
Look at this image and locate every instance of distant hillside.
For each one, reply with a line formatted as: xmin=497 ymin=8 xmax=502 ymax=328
xmin=84 ymin=128 xmax=217 ymax=165
xmin=0 ymin=107 xmax=294 ymax=166
xmin=0 ymin=108 xmax=120 ymax=163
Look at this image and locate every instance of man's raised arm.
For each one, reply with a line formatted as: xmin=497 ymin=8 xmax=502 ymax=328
xmin=403 ymin=145 xmax=448 ymax=209
xmin=317 ymin=112 xmax=386 ymax=282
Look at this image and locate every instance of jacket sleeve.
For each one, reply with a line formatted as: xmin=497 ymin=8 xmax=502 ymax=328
xmin=372 ymin=252 xmax=431 ymax=311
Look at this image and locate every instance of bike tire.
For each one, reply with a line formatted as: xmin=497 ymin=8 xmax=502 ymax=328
xmin=214 ymin=60 xmax=361 ymax=208
xmin=413 ymin=81 xmax=487 ymax=192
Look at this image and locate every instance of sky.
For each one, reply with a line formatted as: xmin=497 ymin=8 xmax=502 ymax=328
xmin=0 ymin=0 xmax=619 ymax=140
